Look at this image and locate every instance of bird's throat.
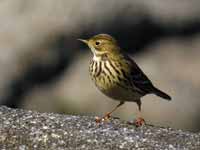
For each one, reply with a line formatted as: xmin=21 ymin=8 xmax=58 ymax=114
xmin=93 ymin=55 xmax=102 ymax=61
xmin=93 ymin=53 xmax=108 ymax=61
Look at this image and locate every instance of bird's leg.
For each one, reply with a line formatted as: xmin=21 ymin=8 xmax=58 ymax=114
xmin=95 ymin=101 xmax=124 ymax=123
xmin=134 ymin=100 xmax=145 ymax=127
xmin=104 ymin=101 xmax=125 ymax=119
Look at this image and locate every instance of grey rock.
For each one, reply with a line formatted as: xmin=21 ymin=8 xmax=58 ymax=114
xmin=0 ymin=106 xmax=199 ymax=150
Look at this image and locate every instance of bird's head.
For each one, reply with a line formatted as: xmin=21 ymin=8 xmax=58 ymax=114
xmin=78 ymin=34 xmax=120 ymax=59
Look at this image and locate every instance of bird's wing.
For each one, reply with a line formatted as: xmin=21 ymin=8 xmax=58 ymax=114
xmin=125 ymin=55 xmax=155 ymax=94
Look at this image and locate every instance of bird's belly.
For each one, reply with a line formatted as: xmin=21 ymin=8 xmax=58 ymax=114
xmin=102 ymin=86 xmax=141 ymax=102
xmin=89 ymin=59 xmax=142 ymax=102
xmin=93 ymin=76 xmax=141 ymax=102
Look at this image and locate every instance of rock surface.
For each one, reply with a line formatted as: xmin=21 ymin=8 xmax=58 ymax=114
xmin=0 ymin=106 xmax=199 ymax=150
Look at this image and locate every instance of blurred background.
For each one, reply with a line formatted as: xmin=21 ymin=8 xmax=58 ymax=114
xmin=0 ymin=0 xmax=200 ymax=131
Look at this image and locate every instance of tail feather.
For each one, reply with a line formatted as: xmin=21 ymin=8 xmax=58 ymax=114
xmin=152 ymin=87 xmax=171 ymax=100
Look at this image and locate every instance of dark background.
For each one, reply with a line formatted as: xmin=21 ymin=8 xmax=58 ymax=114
xmin=0 ymin=0 xmax=200 ymax=131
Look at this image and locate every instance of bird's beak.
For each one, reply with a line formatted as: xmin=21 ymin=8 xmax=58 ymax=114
xmin=78 ymin=39 xmax=89 ymax=45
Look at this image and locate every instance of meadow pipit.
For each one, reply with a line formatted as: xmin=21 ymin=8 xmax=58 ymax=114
xmin=79 ymin=34 xmax=171 ymax=126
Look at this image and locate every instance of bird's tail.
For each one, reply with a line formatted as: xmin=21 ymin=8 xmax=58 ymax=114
xmin=152 ymin=87 xmax=171 ymax=100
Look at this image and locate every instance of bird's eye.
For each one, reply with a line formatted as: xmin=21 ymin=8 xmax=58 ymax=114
xmin=95 ymin=41 xmax=100 ymax=46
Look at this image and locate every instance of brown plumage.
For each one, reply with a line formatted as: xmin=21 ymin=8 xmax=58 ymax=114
xmin=79 ymin=34 xmax=171 ymax=125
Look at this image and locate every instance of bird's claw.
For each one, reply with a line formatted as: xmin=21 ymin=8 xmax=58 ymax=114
xmin=134 ymin=117 xmax=145 ymax=127
xmin=95 ymin=112 xmax=112 ymax=123
xmin=95 ymin=116 xmax=102 ymax=123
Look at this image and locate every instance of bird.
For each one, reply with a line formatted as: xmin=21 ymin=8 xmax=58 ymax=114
xmin=78 ymin=34 xmax=171 ymax=126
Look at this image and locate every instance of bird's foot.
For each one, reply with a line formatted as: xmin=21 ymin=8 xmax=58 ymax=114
xmin=134 ymin=117 xmax=145 ymax=127
xmin=95 ymin=112 xmax=111 ymax=123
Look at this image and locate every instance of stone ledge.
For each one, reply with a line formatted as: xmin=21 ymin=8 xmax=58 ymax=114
xmin=0 ymin=106 xmax=199 ymax=149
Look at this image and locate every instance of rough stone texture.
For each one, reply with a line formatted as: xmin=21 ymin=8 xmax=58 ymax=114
xmin=0 ymin=106 xmax=199 ymax=150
